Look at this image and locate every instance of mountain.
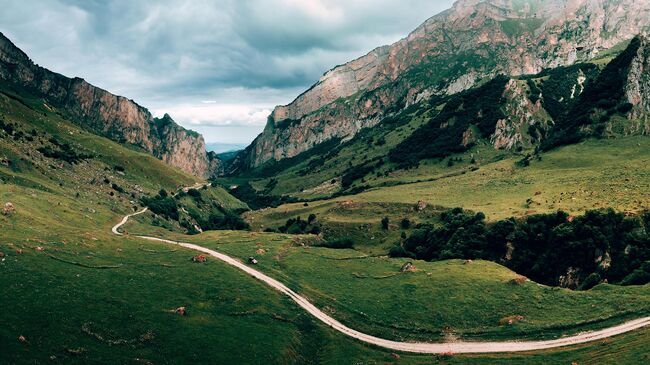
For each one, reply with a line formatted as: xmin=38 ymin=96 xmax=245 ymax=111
xmin=205 ymin=142 xmax=247 ymax=154
xmin=231 ymin=0 xmax=650 ymax=172
xmin=0 ymin=32 xmax=220 ymax=178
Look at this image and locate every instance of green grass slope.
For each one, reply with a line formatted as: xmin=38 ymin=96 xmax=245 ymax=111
xmin=2 ymin=80 xmax=650 ymax=364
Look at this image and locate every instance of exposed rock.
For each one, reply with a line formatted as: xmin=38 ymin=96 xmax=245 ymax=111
xmin=237 ymin=0 xmax=650 ymax=170
xmin=2 ymin=202 xmax=15 ymax=215
xmin=462 ymin=127 xmax=478 ymax=147
xmin=491 ymin=79 xmax=553 ymax=150
xmin=558 ymin=267 xmax=581 ymax=288
xmin=399 ymin=262 xmax=416 ymax=272
xmin=0 ymin=32 xmax=220 ymax=178
xmin=499 ymin=315 xmax=525 ymax=326
xmin=624 ymin=35 xmax=650 ymax=134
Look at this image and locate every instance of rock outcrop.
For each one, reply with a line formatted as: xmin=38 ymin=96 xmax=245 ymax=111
xmin=0 ymin=32 xmax=219 ymax=178
xmin=625 ymin=36 xmax=650 ymax=134
xmin=237 ymin=0 xmax=650 ymax=170
xmin=491 ymin=79 xmax=553 ymax=150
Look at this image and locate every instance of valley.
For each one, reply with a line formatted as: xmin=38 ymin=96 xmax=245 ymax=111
xmin=2 ymin=0 xmax=650 ymax=364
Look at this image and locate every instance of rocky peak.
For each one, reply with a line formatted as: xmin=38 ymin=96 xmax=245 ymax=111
xmin=0 ymin=32 xmax=220 ymax=178
xmin=236 ymin=0 xmax=650 ymax=171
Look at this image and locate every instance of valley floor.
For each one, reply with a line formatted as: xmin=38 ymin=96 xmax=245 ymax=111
xmin=115 ymin=209 xmax=650 ymax=354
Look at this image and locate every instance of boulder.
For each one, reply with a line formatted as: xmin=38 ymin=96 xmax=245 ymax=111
xmin=2 ymin=202 xmax=15 ymax=215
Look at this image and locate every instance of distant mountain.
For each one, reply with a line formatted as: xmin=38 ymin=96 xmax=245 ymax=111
xmin=206 ymin=143 xmax=247 ymax=154
xmin=231 ymin=0 xmax=650 ymax=173
xmin=0 ymin=32 xmax=221 ymax=178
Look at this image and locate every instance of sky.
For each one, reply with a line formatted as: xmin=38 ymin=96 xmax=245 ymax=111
xmin=0 ymin=0 xmax=455 ymax=145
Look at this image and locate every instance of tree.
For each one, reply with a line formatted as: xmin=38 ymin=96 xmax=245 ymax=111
xmin=381 ymin=217 xmax=390 ymax=230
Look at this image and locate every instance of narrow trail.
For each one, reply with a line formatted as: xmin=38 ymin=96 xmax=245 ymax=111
xmin=112 ymin=206 xmax=650 ymax=354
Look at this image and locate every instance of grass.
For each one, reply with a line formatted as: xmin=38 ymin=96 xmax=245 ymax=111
xmin=159 ymin=230 xmax=650 ymax=344
xmin=2 ymin=81 xmax=650 ymax=364
xmin=248 ymin=136 xmax=650 ymax=227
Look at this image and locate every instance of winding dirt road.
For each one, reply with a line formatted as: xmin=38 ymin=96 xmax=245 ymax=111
xmin=112 ymin=208 xmax=650 ymax=354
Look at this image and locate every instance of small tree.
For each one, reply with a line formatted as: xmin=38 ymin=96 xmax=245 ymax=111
xmin=381 ymin=217 xmax=390 ymax=230
xmin=401 ymin=218 xmax=411 ymax=229
xmin=308 ymin=214 xmax=317 ymax=224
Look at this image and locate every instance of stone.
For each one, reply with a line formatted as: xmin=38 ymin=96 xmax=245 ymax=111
xmin=2 ymin=202 xmax=14 ymax=215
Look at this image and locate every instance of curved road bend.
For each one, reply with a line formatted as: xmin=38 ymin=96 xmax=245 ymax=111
xmin=113 ymin=208 xmax=650 ymax=354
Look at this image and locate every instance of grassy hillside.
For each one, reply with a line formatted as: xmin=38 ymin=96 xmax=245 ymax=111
xmin=245 ymin=135 xmax=650 ymax=259
xmin=128 ymin=230 xmax=649 ymax=344
xmin=2 ymin=62 xmax=650 ymax=364
xmin=223 ymin=41 xmax=646 ymax=207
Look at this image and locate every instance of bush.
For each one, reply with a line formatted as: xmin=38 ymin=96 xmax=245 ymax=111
xmin=187 ymin=189 xmax=201 ymax=198
xmin=389 ymin=244 xmax=413 ymax=258
xmin=111 ymin=183 xmax=125 ymax=194
xmin=318 ymin=238 xmax=354 ymax=249
xmin=381 ymin=217 xmax=390 ymax=230
xmin=400 ymin=218 xmax=412 ymax=229
xmin=579 ymin=272 xmax=602 ymax=291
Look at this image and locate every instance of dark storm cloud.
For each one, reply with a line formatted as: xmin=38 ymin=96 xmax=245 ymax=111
xmin=0 ymin=0 xmax=455 ymax=143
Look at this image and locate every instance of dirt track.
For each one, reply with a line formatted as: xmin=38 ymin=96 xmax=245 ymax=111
xmin=112 ymin=208 xmax=650 ymax=354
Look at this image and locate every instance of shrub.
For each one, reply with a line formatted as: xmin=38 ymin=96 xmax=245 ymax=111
xmin=400 ymin=218 xmax=411 ymax=229
xmin=111 ymin=183 xmax=125 ymax=194
xmin=579 ymin=273 xmax=602 ymax=291
xmin=318 ymin=238 xmax=354 ymax=249
xmin=187 ymin=189 xmax=201 ymax=198
xmin=381 ymin=217 xmax=390 ymax=230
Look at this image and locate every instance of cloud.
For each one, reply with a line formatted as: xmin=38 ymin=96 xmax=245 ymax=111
xmin=0 ymin=0 xmax=456 ymax=143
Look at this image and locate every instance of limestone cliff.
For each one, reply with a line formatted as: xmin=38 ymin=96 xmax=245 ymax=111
xmin=491 ymin=79 xmax=553 ymax=150
xmin=238 ymin=0 xmax=650 ymax=170
xmin=0 ymin=32 xmax=219 ymax=178
xmin=624 ymin=36 xmax=650 ymax=134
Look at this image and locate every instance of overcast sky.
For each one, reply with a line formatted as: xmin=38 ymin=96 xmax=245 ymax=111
xmin=0 ymin=0 xmax=455 ymax=144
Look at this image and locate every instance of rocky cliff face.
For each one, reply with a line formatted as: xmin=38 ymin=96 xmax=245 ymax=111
xmin=491 ymin=79 xmax=553 ymax=150
xmin=238 ymin=0 xmax=650 ymax=170
xmin=0 ymin=32 xmax=219 ymax=178
xmin=625 ymin=36 xmax=650 ymax=134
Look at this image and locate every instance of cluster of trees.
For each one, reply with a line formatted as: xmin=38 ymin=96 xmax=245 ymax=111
xmin=225 ymin=182 xmax=298 ymax=210
xmin=37 ymin=137 xmax=93 ymax=164
xmin=389 ymin=76 xmax=509 ymax=168
xmin=142 ymin=189 xmax=179 ymax=220
xmin=193 ymin=211 xmax=250 ymax=232
xmin=142 ymin=188 xmax=250 ymax=233
xmin=267 ymin=214 xmax=321 ymax=235
xmin=341 ymin=158 xmax=385 ymax=189
xmin=391 ymin=208 xmax=650 ymax=290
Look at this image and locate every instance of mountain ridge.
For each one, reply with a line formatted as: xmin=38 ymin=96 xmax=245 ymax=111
xmin=232 ymin=0 xmax=650 ymax=173
xmin=0 ymin=32 xmax=220 ymax=178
